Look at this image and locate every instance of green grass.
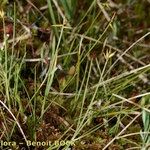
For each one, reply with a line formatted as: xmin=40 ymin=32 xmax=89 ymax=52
xmin=0 ymin=0 xmax=150 ymax=150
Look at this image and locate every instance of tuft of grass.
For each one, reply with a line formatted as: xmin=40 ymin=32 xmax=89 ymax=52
xmin=0 ymin=0 xmax=150 ymax=149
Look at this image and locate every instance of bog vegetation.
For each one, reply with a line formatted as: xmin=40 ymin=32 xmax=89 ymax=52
xmin=0 ymin=0 xmax=150 ymax=150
